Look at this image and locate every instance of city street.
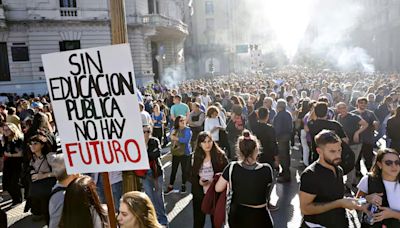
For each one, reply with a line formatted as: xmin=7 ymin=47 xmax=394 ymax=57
xmin=5 ymin=146 xmax=362 ymax=228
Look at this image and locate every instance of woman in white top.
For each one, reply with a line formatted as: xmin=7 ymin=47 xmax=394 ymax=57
xmin=204 ymin=106 xmax=226 ymax=144
xmin=356 ymin=148 xmax=400 ymax=227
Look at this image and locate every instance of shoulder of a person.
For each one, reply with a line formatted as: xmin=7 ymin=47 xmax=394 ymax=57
xmin=301 ymin=162 xmax=318 ymax=176
xmin=149 ymin=137 xmax=160 ymax=145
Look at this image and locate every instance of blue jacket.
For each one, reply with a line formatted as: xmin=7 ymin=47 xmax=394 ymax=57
xmin=273 ymin=110 xmax=293 ymax=138
xmin=170 ymin=127 xmax=192 ymax=155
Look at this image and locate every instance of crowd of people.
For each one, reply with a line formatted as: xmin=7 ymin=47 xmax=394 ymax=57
xmin=0 ymin=67 xmax=399 ymax=227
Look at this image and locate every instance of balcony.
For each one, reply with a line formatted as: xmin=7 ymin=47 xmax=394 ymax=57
xmin=135 ymin=14 xmax=188 ymax=40
xmin=60 ymin=7 xmax=78 ymax=17
xmin=24 ymin=7 xmax=108 ymax=22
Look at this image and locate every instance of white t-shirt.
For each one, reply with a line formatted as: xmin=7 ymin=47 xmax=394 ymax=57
xmin=141 ymin=110 xmax=152 ymax=126
xmin=204 ymin=117 xmax=226 ymax=141
xmin=199 ymin=160 xmax=214 ymax=193
xmin=200 ymin=95 xmax=212 ymax=108
xmin=357 ymin=175 xmax=400 ymax=211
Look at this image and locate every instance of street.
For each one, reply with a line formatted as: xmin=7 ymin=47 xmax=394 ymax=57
xmin=5 ymin=146 xmax=361 ymax=228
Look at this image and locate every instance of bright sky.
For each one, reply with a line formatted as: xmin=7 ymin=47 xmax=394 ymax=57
xmin=263 ymin=0 xmax=315 ymax=59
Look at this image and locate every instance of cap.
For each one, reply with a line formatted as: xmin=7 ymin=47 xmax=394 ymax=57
xmin=31 ymin=102 xmax=44 ymax=109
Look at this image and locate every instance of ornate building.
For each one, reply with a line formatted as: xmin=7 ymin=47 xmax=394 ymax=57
xmin=0 ymin=0 xmax=188 ymax=94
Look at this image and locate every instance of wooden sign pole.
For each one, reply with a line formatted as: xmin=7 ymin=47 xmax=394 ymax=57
xmin=102 ymin=172 xmax=117 ymax=228
xmin=109 ymin=0 xmax=141 ymax=194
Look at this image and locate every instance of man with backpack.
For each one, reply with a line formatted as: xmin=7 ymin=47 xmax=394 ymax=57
xmin=48 ymin=154 xmax=79 ymax=228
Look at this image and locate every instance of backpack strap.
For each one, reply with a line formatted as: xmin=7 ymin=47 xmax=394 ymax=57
xmin=49 ymin=186 xmax=66 ymax=199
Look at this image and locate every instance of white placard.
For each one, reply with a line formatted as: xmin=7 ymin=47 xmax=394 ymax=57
xmin=42 ymin=44 xmax=149 ymax=174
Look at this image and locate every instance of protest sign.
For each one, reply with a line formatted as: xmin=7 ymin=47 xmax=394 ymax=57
xmin=42 ymin=44 xmax=149 ymax=174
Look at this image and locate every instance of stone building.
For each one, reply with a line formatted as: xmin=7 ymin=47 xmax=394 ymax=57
xmin=352 ymin=0 xmax=400 ymax=72
xmin=0 ymin=0 xmax=188 ymax=94
xmin=184 ymin=0 xmax=235 ymax=78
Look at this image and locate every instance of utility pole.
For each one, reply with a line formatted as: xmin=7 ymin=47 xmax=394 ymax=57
xmin=109 ymin=0 xmax=141 ymax=201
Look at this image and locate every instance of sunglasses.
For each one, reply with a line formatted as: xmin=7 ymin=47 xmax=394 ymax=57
xmin=29 ymin=141 xmax=41 ymax=146
xmin=179 ymin=119 xmax=185 ymax=122
xmin=383 ymin=160 xmax=400 ymax=167
xmin=143 ymin=130 xmax=151 ymax=134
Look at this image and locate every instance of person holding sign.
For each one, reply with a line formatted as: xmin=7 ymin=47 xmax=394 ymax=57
xmin=165 ymin=115 xmax=192 ymax=195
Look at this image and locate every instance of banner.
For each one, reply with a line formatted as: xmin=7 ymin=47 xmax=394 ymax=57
xmin=42 ymin=44 xmax=149 ymax=174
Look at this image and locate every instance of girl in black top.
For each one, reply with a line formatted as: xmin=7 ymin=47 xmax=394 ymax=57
xmin=215 ymin=130 xmax=274 ymax=228
xmin=0 ymin=122 xmax=24 ymax=205
xmin=191 ymin=131 xmax=228 ymax=228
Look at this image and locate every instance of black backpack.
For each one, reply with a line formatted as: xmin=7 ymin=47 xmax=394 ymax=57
xmin=339 ymin=142 xmax=355 ymax=175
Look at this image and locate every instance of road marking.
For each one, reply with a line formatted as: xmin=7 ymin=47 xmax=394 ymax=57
xmin=167 ymin=194 xmax=193 ymax=222
xmin=163 ymin=161 xmax=172 ymax=169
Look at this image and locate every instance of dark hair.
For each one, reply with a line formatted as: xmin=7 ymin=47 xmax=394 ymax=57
xmin=121 ymin=191 xmax=161 ymax=228
xmin=357 ymin=97 xmax=368 ymax=104
xmin=370 ymin=148 xmax=400 ymax=182
xmin=206 ymin=106 xmax=219 ymax=118
xmin=314 ymin=102 xmax=328 ymax=118
xmin=393 ymin=106 xmax=400 ymax=118
xmin=314 ymin=130 xmax=341 ymax=148
xmin=236 ymin=130 xmax=259 ymax=162
xmin=29 ymin=134 xmax=51 ymax=155
xmin=173 ymin=115 xmax=184 ymax=130
xmin=59 ymin=175 xmax=108 ymax=228
xmin=257 ymin=107 xmax=269 ymax=120
xmin=192 ymin=131 xmax=226 ymax=175
xmin=173 ymin=95 xmax=182 ymax=100
xmin=318 ymin=96 xmax=329 ymax=104
xmin=7 ymin=107 xmax=16 ymax=115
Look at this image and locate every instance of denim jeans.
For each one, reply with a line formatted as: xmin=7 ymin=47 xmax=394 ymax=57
xmin=143 ymin=174 xmax=169 ymax=226
xmin=96 ymin=177 xmax=122 ymax=212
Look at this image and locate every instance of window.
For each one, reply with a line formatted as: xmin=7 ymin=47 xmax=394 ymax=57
xmin=206 ymin=18 xmax=215 ymax=30
xmin=148 ymin=0 xmax=160 ymax=14
xmin=205 ymin=1 xmax=214 ymax=15
xmin=59 ymin=40 xmax=80 ymax=51
xmin=11 ymin=45 xmax=29 ymax=62
xmin=60 ymin=0 xmax=76 ymax=8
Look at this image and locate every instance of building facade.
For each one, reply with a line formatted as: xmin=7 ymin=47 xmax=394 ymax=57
xmin=184 ymin=0 xmax=236 ymax=78
xmin=352 ymin=0 xmax=400 ymax=72
xmin=0 ymin=0 xmax=188 ymax=95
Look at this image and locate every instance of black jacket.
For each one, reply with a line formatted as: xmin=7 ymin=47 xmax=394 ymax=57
xmin=147 ymin=137 xmax=163 ymax=178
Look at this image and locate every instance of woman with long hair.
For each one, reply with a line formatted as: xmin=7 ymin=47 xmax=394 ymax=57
xmin=165 ymin=115 xmax=192 ymax=195
xmin=28 ymin=133 xmax=56 ymax=222
xmin=386 ymin=106 xmax=400 ymax=153
xmin=191 ymin=131 xmax=228 ymax=228
xmin=356 ymin=148 xmax=400 ymax=227
xmin=59 ymin=175 xmax=108 ymax=228
xmin=0 ymin=122 xmax=23 ymax=205
xmin=117 ymin=191 xmax=161 ymax=228
xmin=215 ymin=130 xmax=274 ymax=228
